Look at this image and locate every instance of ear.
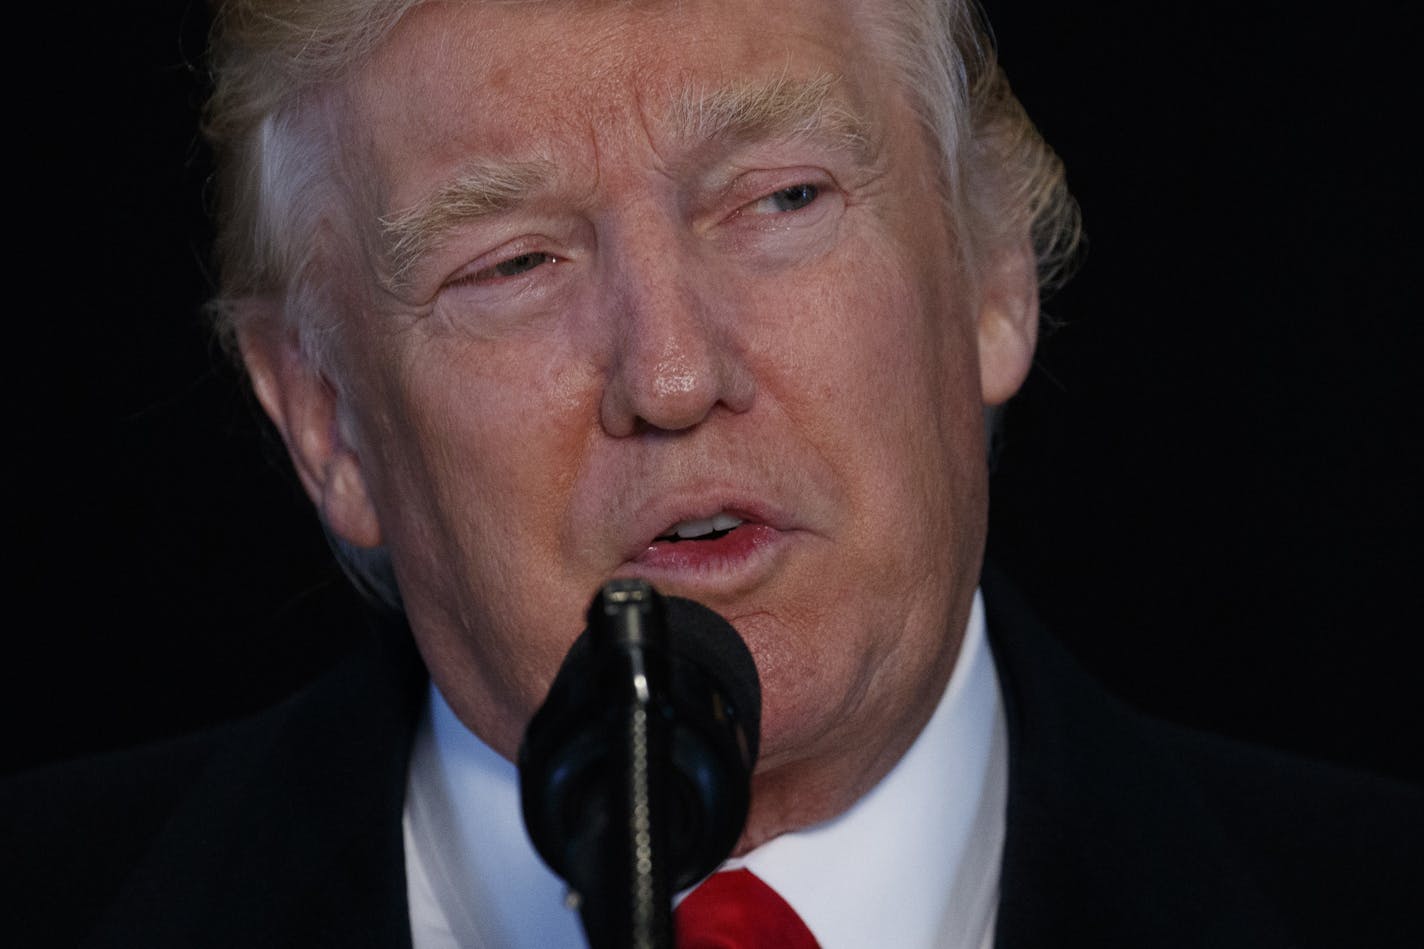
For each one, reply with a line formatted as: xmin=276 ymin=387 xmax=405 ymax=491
xmin=976 ymin=238 xmax=1040 ymax=406
xmin=235 ymin=305 xmax=383 ymax=549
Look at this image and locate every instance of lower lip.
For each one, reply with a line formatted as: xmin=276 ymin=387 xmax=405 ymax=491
xmin=628 ymin=524 xmax=783 ymax=581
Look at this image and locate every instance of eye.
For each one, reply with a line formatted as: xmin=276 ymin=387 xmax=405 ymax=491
xmin=753 ymin=183 xmax=820 ymax=214
xmin=471 ymin=251 xmax=559 ymax=283
xmin=445 ymin=250 xmax=562 ymax=291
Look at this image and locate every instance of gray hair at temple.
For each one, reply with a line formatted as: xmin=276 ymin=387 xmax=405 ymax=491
xmin=202 ymin=0 xmax=1081 ymax=612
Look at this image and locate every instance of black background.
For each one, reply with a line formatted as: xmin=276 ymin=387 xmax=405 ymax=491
xmin=7 ymin=2 xmax=1420 ymax=785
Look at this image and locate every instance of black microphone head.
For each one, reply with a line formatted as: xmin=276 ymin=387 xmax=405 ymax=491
xmin=518 ymin=582 xmax=761 ymax=897
xmin=662 ymin=594 xmax=761 ymax=765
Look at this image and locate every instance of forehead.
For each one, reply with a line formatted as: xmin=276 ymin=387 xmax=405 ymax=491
xmin=344 ymin=0 xmax=886 ymax=207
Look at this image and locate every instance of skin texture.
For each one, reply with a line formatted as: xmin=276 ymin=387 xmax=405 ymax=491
xmin=240 ymin=0 xmax=1038 ymax=852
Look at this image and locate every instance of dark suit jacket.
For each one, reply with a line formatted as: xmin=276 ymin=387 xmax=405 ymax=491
xmin=5 ymin=568 xmax=1420 ymax=948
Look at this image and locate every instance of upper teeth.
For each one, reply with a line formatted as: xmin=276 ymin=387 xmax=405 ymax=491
xmin=664 ymin=512 xmax=744 ymax=539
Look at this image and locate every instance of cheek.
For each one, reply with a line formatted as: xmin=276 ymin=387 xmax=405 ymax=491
xmin=349 ymin=331 xmax=607 ymax=748
xmin=758 ymin=231 xmax=985 ymax=574
xmin=757 ymin=229 xmax=978 ymax=460
xmin=353 ymin=329 xmax=597 ymax=580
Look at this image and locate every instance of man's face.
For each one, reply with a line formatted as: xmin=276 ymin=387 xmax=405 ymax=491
xmin=273 ymin=0 xmax=1034 ymax=845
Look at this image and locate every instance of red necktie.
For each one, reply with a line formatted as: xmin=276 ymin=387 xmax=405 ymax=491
xmin=674 ymin=869 xmax=822 ymax=948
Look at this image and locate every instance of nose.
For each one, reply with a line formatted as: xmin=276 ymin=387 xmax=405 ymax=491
xmin=598 ymin=238 xmax=755 ymax=437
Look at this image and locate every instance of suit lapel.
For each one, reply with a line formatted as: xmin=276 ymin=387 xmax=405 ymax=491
xmin=982 ymin=565 xmax=1294 ymax=949
xmin=87 ymin=622 xmax=426 ymax=948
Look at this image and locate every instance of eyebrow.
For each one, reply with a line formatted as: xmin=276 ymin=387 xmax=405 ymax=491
xmin=669 ymin=72 xmax=878 ymax=166
xmin=377 ymin=74 xmax=877 ymax=290
xmin=379 ymin=159 xmax=554 ymax=290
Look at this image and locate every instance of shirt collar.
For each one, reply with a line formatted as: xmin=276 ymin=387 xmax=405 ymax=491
xmin=723 ymin=589 xmax=1005 ymax=949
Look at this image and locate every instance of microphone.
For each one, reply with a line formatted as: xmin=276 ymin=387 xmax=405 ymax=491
xmin=518 ymin=580 xmax=760 ymax=949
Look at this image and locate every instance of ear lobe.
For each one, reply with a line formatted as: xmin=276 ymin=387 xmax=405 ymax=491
xmin=235 ymin=307 xmax=383 ymax=549
xmin=976 ymin=239 xmax=1040 ymax=406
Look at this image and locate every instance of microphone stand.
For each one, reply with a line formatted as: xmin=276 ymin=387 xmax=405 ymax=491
xmin=585 ymin=581 xmax=673 ymax=949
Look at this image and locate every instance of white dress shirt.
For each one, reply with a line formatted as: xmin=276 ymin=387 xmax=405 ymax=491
xmin=404 ymin=590 xmax=1006 ymax=948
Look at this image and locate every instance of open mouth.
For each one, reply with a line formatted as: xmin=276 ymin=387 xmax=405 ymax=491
xmin=627 ymin=508 xmax=782 ymax=583
xmin=654 ymin=512 xmax=745 ymax=544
